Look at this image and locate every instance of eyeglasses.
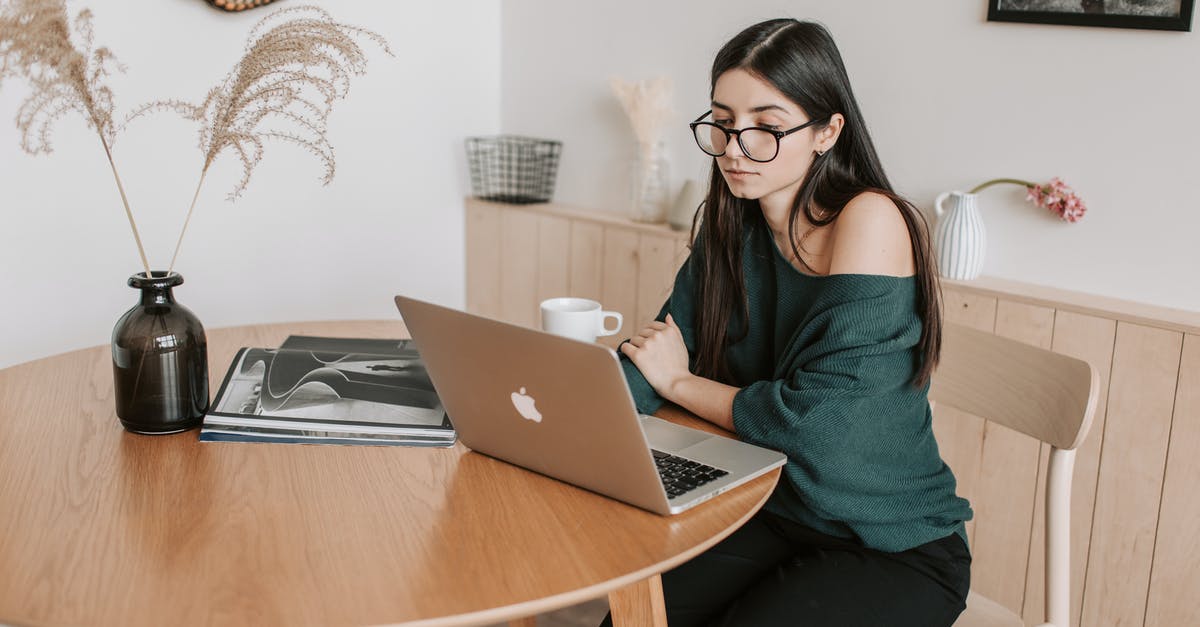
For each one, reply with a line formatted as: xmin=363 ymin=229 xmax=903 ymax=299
xmin=689 ymin=110 xmax=829 ymax=163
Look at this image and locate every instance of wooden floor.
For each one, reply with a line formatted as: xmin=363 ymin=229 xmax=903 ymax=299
xmin=485 ymin=598 xmax=610 ymax=627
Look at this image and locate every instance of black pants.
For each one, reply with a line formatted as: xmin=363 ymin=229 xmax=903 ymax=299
xmin=600 ymin=510 xmax=970 ymax=627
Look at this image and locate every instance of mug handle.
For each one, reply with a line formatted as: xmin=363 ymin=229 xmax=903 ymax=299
xmin=597 ymin=311 xmax=623 ymax=337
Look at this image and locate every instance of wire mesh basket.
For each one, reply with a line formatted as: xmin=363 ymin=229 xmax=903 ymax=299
xmin=465 ymin=135 xmax=562 ymax=204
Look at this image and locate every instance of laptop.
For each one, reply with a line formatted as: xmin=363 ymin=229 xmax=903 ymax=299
xmin=394 ymin=295 xmax=787 ymax=515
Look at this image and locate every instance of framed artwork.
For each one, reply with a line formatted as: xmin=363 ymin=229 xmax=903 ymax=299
xmin=987 ymin=0 xmax=1195 ymax=31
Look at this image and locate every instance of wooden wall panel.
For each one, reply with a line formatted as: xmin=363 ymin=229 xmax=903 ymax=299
xmin=935 ymin=288 xmax=998 ymax=547
xmin=1082 ymin=323 xmax=1182 ymax=627
xmin=969 ymin=302 xmax=1054 ymax=613
xmin=536 ymin=215 xmax=571 ymax=317
xmin=995 ymin=301 xmax=1056 ymax=349
xmin=498 ymin=209 xmax=541 ymax=328
xmin=993 ymin=305 xmax=1104 ymax=619
xmin=1144 ymin=333 xmax=1200 ymax=627
xmin=465 ymin=202 xmax=501 ymax=318
xmin=568 ymin=221 xmax=604 ymax=303
xmin=600 ymin=228 xmax=640 ymax=349
xmin=942 ymin=288 xmax=998 ymax=330
xmin=634 ymin=234 xmax=677 ymax=332
xmin=1020 ymin=311 xmax=1117 ymax=627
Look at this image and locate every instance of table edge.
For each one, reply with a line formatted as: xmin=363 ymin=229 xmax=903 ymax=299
xmin=375 ymin=468 xmax=781 ymax=627
xmin=0 ymin=319 xmax=405 ymax=375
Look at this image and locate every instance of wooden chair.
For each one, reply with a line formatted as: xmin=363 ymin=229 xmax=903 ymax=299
xmin=931 ymin=323 xmax=1100 ymax=627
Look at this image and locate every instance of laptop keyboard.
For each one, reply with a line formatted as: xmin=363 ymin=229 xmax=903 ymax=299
xmin=651 ymin=449 xmax=729 ymax=499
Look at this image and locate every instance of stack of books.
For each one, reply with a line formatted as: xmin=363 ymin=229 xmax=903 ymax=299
xmin=201 ymin=335 xmax=456 ymax=447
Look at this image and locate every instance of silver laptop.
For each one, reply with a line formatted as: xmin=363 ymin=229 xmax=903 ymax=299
xmin=394 ymin=295 xmax=787 ymax=515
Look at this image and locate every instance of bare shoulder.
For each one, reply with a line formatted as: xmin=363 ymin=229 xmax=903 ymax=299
xmin=827 ymin=191 xmax=916 ymax=277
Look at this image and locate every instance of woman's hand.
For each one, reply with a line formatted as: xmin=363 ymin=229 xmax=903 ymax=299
xmin=619 ymin=313 xmax=693 ymax=402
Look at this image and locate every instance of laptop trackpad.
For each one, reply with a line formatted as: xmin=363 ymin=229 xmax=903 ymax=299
xmin=640 ymin=415 xmax=710 ymax=452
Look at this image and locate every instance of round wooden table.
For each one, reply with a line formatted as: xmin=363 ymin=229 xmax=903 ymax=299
xmin=0 ymin=320 xmax=779 ymax=627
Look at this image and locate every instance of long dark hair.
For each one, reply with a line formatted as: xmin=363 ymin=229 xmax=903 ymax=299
xmin=690 ymin=19 xmax=942 ymax=388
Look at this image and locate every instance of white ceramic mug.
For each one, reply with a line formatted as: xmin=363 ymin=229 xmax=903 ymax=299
xmin=539 ymin=297 xmax=623 ymax=343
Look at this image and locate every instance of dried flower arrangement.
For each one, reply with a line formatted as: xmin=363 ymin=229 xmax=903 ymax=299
xmin=0 ymin=0 xmax=149 ymax=269
xmin=610 ymin=77 xmax=675 ymax=222
xmin=609 ymin=76 xmax=674 ymax=163
xmin=0 ymin=1 xmax=391 ymax=276
xmin=125 ymin=5 xmax=391 ymax=272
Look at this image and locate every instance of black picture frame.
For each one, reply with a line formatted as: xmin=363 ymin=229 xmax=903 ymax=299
xmin=988 ymin=0 xmax=1195 ymax=31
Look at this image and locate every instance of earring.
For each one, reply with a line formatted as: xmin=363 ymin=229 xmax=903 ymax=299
xmin=816 ymin=149 xmax=826 ymax=157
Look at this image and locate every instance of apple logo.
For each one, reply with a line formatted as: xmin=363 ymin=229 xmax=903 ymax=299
xmin=511 ymin=387 xmax=542 ymax=423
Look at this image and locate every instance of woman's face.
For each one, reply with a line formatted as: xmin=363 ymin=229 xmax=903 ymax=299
xmin=709 ymin=68 xmax=835 ymax=205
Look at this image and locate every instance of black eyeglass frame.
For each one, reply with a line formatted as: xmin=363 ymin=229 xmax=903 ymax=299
xmin=688 ymin=110 xmax=830 ymax=163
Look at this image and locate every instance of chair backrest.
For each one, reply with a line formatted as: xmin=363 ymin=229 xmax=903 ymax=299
xmin=931 ymin=322 xmax=1101 ymax=627
xmin=930 ymin=323 xmax=1100 ymax=451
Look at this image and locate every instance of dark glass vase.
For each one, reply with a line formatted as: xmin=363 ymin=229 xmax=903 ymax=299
xmin=111 ymin=271 xmax=209 ymax=434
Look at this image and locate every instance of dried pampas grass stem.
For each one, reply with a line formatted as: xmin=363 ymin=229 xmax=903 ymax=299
xmin=610 ymin=77 xmax=674 ymax=161
xmin=124 ymin=4 xmax=392 ymax=274
xmin=0 ymin=0 xmax=151 ymax=276
xmin=3 ymin=2 xmax=390 ymax=275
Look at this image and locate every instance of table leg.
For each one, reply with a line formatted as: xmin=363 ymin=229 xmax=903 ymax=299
xmin=608 ymin=574 xmax=667 ymax=626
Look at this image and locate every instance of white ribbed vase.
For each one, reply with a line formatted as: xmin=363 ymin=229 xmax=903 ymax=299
xmin=933 ymin=191 xmax=986 ymax=280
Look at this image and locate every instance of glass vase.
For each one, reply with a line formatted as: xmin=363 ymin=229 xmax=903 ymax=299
xmin=630 ymin=142 xmax=670 ymax=223
xmin=111 ymin=271 xmax=209 ymax=434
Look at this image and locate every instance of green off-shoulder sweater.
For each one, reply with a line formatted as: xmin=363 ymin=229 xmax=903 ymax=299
xmin=620 ymin=215 xmax=972 ymax=553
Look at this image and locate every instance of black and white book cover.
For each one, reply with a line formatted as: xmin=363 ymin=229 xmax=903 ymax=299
xmin=200 ymin=335 xmax=454 ymax=446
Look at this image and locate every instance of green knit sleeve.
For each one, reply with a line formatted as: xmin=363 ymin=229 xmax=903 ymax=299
xmin=618 ymin=243 xmax=702 ymax=415
xmin=731 ymin=275 xmax=970 ymax=552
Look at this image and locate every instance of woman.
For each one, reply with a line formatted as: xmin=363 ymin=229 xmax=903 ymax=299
xmin=606 ymin=19 xmax=973 ymax=627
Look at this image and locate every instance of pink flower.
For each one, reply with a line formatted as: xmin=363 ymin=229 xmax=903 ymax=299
xmin=970 ymin=177 xmax=1087 ymax=223
xmin=1025 ymin=178 xmax=1087 ymax=223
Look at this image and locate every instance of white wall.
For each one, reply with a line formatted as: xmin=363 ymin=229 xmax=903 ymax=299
xmin=501 ymin=0 xmax=1200 ymax=313
xmin=0 ymin=0 xmax=499 ymax=368
xmin=6 ymin=1 xmax=1198 ymax=369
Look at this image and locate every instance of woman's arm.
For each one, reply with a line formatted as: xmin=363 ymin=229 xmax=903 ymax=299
xmin=618 ymin=240 xmax=704 ymax=415
xmin=619 ymin=315 xmax=739 ymax=431
xmin=664 ymin=373 xmax=739 ymax=431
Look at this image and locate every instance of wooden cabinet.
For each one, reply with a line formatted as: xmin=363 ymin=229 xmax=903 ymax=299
xmin=465 ymin=198 xmax=690 ymax=348
xmin=464 ymin=197 xmax=1200 ymax=627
